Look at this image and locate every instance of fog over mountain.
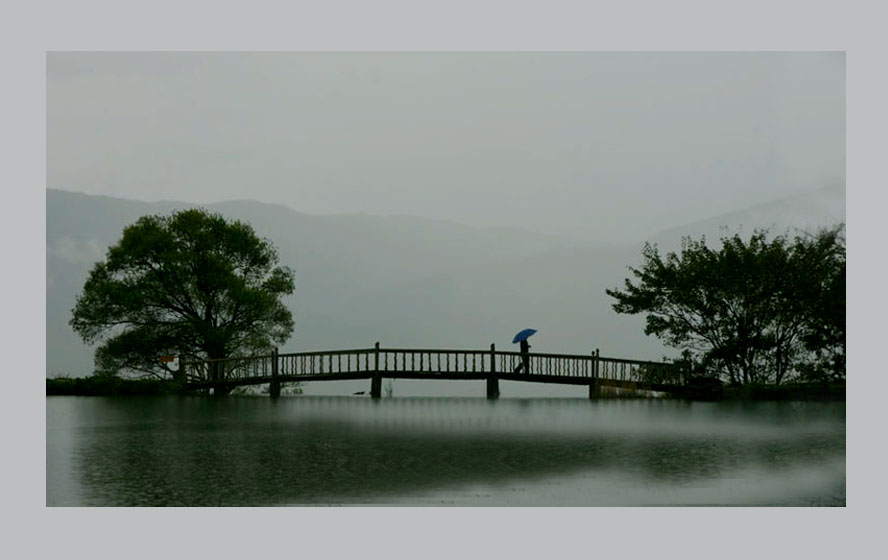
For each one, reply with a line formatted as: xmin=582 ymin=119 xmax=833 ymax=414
xmin=648 ymin=184 xmax=846 ymax=251
xmin=48 ymin=52 xmax=845 ymax=245
xmin=47 ymin=185 xmax=844 ymax=396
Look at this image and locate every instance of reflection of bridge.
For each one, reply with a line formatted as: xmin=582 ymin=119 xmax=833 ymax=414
xmin=183 ymin=343 xmax=687 ymax=398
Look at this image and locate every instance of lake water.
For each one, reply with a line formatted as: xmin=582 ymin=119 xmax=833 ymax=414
xmin=46 ymin=395 xmax=845 ymax=506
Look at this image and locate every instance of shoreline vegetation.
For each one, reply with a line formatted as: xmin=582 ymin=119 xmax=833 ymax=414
xmin=46 ymin=376 xmax=182 ymax=396
xmin=46 ymin=376 xmax=845 ymax=401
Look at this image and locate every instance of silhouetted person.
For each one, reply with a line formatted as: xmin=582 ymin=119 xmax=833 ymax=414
xmin=514 ymin=339 xmax=531 ymax=374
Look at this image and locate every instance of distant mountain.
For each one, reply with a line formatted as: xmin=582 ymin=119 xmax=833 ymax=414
xmin=46 ymin=189 xmax=563 ymax=376
xmin=324 ymin=184 xmax=846 ymax=362
xmin=644 ymin=184 xmax=845 ymax=250
xmin=46 ymin=186 xmax=845 ymax=391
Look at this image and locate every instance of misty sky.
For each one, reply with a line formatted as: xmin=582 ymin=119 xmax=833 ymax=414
xmin=46 ymin=52 xmax=844 ymax=242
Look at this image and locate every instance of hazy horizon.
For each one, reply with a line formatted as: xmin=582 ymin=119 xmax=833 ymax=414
xmin=47 ymin=182 xmax=845 ymax=246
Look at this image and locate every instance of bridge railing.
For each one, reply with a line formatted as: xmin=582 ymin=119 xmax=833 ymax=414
xmin=278 ymin=348 xmax=376 ymax=376
xmin=183 ymin=353 xmax=277 ymax=383
xmin=496 ymin=350 xmax=685 ymax=385
xmin=595 ymin=355 xmax=685 ymax=385
xmin=498 ymin=350 xmax=594 ymax=378
xmin=182 ymin=346 xmax=687 ymax=386
xmin=183 ymin=348 xmax=378 ymax=383
xmin=377 ymin=348 xmax=494 ymax=377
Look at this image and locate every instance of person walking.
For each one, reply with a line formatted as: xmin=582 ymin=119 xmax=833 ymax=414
xmin=514 ymin=338 xmax=531 ymax=374
xmin=512 ymin=328 xmax=537 ymax=374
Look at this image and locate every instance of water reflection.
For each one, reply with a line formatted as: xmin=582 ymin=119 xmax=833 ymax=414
xmin=46 ymin=396 xmax=845 ymax=506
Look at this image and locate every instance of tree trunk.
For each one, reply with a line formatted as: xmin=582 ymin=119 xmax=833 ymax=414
xmin=205 ymin=342 xmax=227 ymax=393
xmin=775 ymin=346 xmax=784 ymax=386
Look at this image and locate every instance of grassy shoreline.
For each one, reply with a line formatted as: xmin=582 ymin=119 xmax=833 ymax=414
xmin=46 ymin=376 xmax=182 ymax=396
xmin=720 ymin=381 xmax=845 ymax=401
xmin=46 ymin=376 xmax=845 ymax=401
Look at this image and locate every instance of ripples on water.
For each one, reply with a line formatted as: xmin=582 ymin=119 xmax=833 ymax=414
xmin=46 ymin=396 xmax=845 ymax=506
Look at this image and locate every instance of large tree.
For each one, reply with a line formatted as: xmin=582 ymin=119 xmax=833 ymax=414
xmin=70 ymin=209 xmax=295 ymax=379
xmin=606 ymin=225 xmax=844 ymax=385
xmin=793 ymin=226 xmax=846 ymax=381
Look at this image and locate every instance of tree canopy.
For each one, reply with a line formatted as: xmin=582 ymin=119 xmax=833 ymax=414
xmin=606 ymin=225 xmax=845 ymax=385
xmin=70 ymin=209 xmax=295 ymax=378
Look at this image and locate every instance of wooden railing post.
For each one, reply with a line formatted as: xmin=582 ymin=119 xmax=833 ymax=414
xmin=487 ymin=343 xmax=499 ymax=399
xmin=270 ymin=347 xmax=281 ymax=398
xmin=370 ymin=342 xmax=382 ymax=398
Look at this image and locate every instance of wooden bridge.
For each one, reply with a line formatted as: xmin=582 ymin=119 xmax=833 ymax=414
xmin=181 ymin=343 xmax=688 ymax=398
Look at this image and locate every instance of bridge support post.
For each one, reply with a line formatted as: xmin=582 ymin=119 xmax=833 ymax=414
xmin=589 ymin=348 xmax=599 ymax=399
xmin=487 ymin=343 xmax=499 ymax=399
xmin=211 ymin=360 xmax=227 ymax=397
xmin=270 ymin=347 xmax=281 ymax=398
xmin=370 ymin=342 xmax=382 ymax=398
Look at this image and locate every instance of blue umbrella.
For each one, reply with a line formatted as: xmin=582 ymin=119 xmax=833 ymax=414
xmin=512 ymin=328 xmax=537 ymax=344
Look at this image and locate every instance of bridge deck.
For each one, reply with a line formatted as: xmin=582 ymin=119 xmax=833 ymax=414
xmin=182 ymin=345 xmax=685 ymax=396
